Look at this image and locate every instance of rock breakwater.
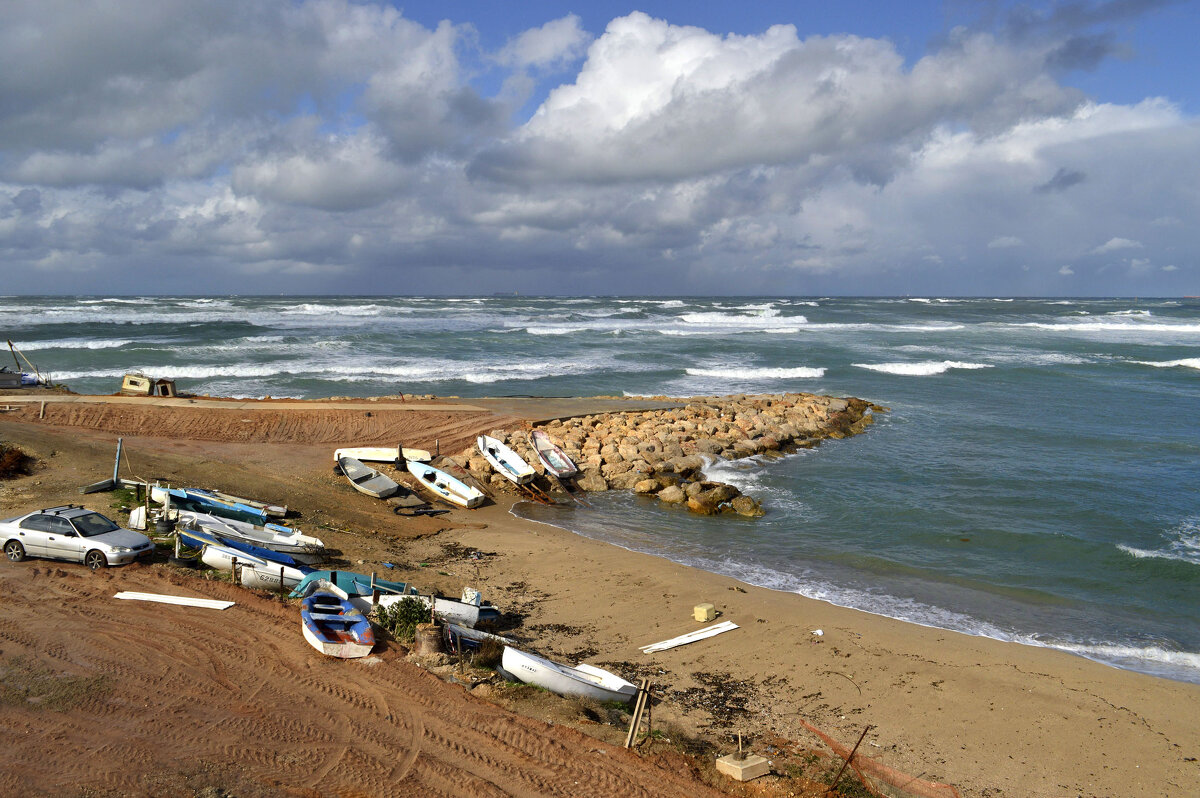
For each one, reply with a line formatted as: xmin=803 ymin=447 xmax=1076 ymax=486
xmin=451 ymin=393 xmax=882 ymax=517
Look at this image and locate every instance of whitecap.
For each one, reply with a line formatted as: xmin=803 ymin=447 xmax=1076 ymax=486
xmin=1130 ymin=358 xmax=1200 ymax=370
xmin=853 ymin=361 xmax=993 ymax=376
xmin=686 ymin=366 xmax=826 ymax=380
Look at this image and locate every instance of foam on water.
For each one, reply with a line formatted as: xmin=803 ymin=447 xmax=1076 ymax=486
xmin=1131 ymin=358 xmax=1200 ymax=370
xmin=853 ymin=360 xmax=994 ymax=376
xmin=1117 ymin=519 xmax=1200 ymax=565
xmin=685 ymin=366 xmax=826 ymax=380
xmin=18 ymin=338 xmax=136 ymax=351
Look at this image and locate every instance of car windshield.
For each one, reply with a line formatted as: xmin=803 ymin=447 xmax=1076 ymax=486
xmin=71 ymin=513 xmax=120 ymax=537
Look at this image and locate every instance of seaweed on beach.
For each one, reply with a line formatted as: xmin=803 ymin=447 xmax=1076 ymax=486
xmin=666 ymin=670 xmax=761 ymax=729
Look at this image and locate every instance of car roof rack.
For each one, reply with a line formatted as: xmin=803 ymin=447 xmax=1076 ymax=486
xmin=39 ymin=504 xmax=84 ymax=515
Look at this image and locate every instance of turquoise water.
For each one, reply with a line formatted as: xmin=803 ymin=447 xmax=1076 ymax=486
xmin=4 ymin=295 xmax=1198 ymax=682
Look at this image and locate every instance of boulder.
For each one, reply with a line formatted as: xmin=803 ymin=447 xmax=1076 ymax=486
xmin=576 ymin=470 xmax=608 ymax=492
xmin=730 ymin=495 xmax=765 ymax=518
xmin=633 ymin=478 xmax=661 ymax=494
xmin=657 ymin=485 xmax=687 ymax=504
xmin=687 ymin=496 xmax=719 ymax=516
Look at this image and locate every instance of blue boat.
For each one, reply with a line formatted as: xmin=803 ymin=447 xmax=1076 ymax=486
xmin=177 ymin=523 xmax=310 ymax=570
xmin=289 ymin=570 xmax=418 ymax=601
xmin=299 ymin=581 xmax=375 ymax=658
xmin=152 ymin=485 xmax=270 ymax=525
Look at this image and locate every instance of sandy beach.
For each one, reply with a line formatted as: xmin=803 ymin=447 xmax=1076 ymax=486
xmin=1 ymin=393 xmax=1197 ymax=797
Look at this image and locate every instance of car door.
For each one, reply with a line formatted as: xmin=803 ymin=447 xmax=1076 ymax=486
xmin=42 ymin=517 xmax=88 ymax=563
xmin=15 ymin=514 xmax=56 ymax=556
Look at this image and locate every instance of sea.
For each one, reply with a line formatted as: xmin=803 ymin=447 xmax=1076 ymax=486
xmin=3 ymin=295 xmax=1198 ymax=683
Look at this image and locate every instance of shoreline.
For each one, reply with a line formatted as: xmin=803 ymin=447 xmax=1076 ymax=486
xmin=1 ymin=393 xmax=1198 ymax=797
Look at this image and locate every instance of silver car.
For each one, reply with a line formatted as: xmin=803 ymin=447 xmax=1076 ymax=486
xmin=1 ymin=505 xmax=155 ymax=570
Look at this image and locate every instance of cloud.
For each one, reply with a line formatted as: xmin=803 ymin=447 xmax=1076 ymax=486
xmin=1091 ymin=237 xmax=1143 ymax=254
xmin=496 ymin=14 xmax=590 ymax=70
xmin=0 ymin=2 xmax=1196 ymax=296
xmin=1034 ymin=167 xmax=1087 ymax=193
xmin=1059 ymin=265 xmax=1075 ymax=275
xmin=1161 ymin=264 xmax=1178 ymax=271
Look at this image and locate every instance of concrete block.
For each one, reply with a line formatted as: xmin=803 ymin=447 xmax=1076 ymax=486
xmin=693 ymin=602 xmax=715 ymax=622
xmin=715 ymin=753 xmax=770 ymax=781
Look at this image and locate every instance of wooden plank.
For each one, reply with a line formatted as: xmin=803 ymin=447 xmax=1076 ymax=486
xmin=113 ymin=591 xmax=235 ymax=610
xmin=638 ymin=621 xmax=739 ymax=653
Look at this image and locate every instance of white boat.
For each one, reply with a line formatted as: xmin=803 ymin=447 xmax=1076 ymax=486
xmin=477 ymin=435 xmax=536 ymax=485
xmin=373 ymin=592 xmax=501 ymax=628
xmin=333 ymin=445 xmax=432 ymax=465
xmin=338 ymin=455 xmax=399 ymax=499
xmin=191 ymin=536 xmax=310 ymax=590
xmin=501 ymin=647 xmax=637 ymax=704
xmin=173 ymin=510 xmax=325 ymax=560
xmin=528 ymin=430 xmax=578 ymax=478
xmin=407 ymin=461 xmax=485 ymax=509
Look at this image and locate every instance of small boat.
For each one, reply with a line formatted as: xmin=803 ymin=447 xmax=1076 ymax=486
xmin=333 ymin=446 xmax=432 ymax=465
xmin=500 ymin=647 xmax=637 ymax=704
xmin=151 ymin=485 xmax=271 ymax=525
xmin=299 ymin=580 xmax=375 ymax=659
xmin=528 ymin=430 xmax=578 ymax=478
xmin=407 ymin=462 xmax=485 ymax=509
xmin=174 ymin=510 xmax=325 ymax=560
xmin=477 ymin=435 xmax=536 ymax=485
xmin=289 ymin=570 xmax=419 ymax=603
xmin=443 ymin=622 xmax=515 ymax=654
xmin=375 ymin=592 xmax=501 ymax=629
xmin=337 ymin=455 xmax=399 ymax=499
xmin=191 ymin=487 xmax=287 ymax=518
xmin=188 ymin=534 xmax=311 ymax=590
xmin=176 ymin=523 xmax=308 ymax=569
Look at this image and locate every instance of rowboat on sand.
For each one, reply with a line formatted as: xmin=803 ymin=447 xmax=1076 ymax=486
xmin=298 ymin=580 xmax=375 ymax=659
xmin=407 ymin=461 xmax=485 ymax=509
xmin=151 ymin=485 xmax=271 ymax=525
xmin=173 ymin=510 xmax=325 ymax=560
xmin=500 ymin=646 xmax=637 ymax=704
xmin=528 ymin=429 xmax=578 ymax=478
xmin=337 ymin=455 xmax=399 ymax=499
xmin=333 ymin=445 xmax=433 ymax=465
xmin=477 ymin=435 xmax=535 ymax=485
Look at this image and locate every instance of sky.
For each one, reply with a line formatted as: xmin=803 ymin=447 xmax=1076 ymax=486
xmin=1 ymin=0 xmax=1197 ymax=296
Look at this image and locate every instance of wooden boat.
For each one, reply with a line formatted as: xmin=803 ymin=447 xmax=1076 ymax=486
xmin=288 ymin=570 xmax=498 ymax=628
xmin=477 ymin=435 xmax=536 ymax=485
xmin=299 ymin=580 xmax=375 ymax=659
xmin=500 ymin=646 xmax=637 ymax=704
xmin=333 ymin=446 xmax=432 ymax=465
xmin=528 ymin=430 xmax=578 ymax=478
xmin=337 ymin=455 xmax=399 ymax=499
xmin=407 ymin=462 xmax=485 ymax=509
xmin=186 ymin=532 xmax=310 ymax=590
xmin=174 ymin=510 xmax=325 ymax=560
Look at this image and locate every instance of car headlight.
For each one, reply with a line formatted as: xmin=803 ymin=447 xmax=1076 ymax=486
xmin=111 ymin=546 xmax=132 ymax=553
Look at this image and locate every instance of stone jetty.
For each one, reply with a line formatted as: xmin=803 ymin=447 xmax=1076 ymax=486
xmin=451 ymin=393 xmax=882 ymax=517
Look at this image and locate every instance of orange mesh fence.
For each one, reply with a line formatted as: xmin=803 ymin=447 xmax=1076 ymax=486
xmin=797 ymin=718 xmax=961 ymax=798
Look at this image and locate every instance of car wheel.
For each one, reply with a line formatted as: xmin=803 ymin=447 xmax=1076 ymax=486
xmin=84 ymin=550 xmax=108 ymax=570
xmin=4 ymin=540 xmax=25 ymax=562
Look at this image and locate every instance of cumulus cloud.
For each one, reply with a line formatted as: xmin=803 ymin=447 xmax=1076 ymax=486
xmin=0 ymin=1 xmax=1195 ymax=296
xmin=1091 ymin=237 xmax=1143 ymax=254
xmin=496 ymin=15 xmax=590 ymax=70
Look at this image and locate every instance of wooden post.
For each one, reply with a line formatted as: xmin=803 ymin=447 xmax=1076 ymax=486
xmin=623 ymin=679 xmax=651 ymax=748
xmin=38 ymin=401 xmax=45 ymax=419
xmin=231 ymin=557 xmax=239 ymax=585
xmin=279 ymin=566 xmax=285 ymax=593
xmin=371 ymin=572 xmax=380 ymax=606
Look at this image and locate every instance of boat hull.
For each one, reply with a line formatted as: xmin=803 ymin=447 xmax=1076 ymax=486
xmin=530 ymin=430 xmax=578 ymax=478
xmin=477 ymin=435 xmax=536 ymax=485
xmin=334 ymin=446 xmax=432 ymax=464
xmin=501 ymin=647 xmax=636 ymax=704
xmin=338 ymin=456 xmax=399 ymax=499
xmin=408 ymin=462 xmax=485 ymax=508
xmin=301 ymin=586 xmax=375 ymax=659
